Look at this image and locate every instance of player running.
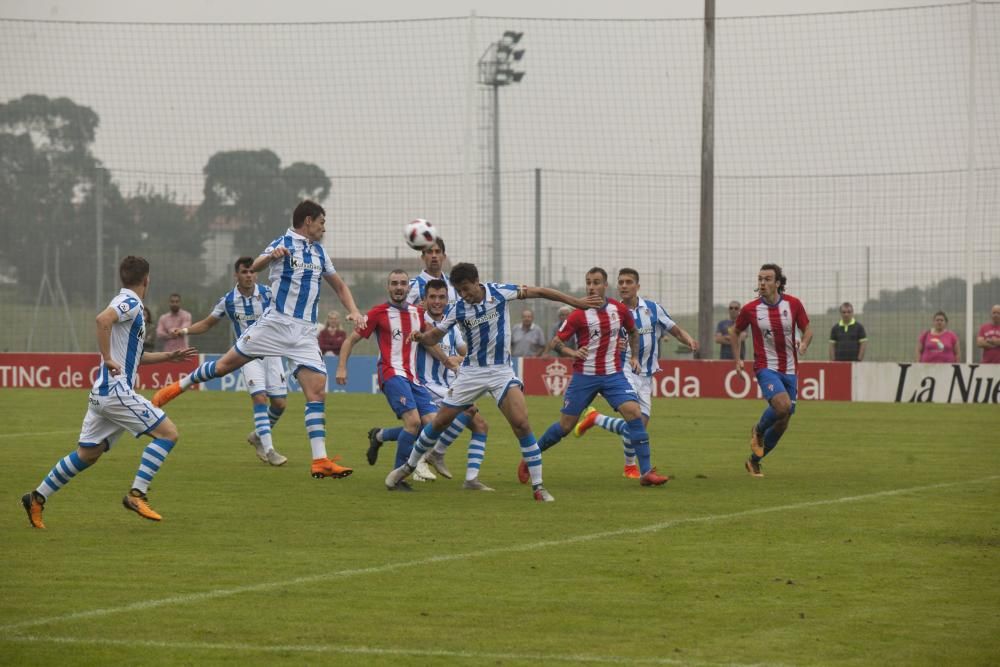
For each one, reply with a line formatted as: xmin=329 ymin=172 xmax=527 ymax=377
xmin=172 ymin=256 xmax=289 ymax=466
xmin=527 ymin=267 xmax=670 ymax=487
xmin=384 ymin=262 xmax=601 ymax=502
xmin=21 ymin=256 xmax=196 ymax=528
xmin=574 ymin=268 xmax=698 ymax=478
xmin=151 ymin=200 xmax=365 ymax=480
xmin=732 ymin=263 xmax=813 ymax=477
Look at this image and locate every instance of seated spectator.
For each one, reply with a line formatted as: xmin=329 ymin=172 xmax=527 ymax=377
xmin=318 ymin=310 xmax=347 ymax=356
xmin=976 ymin=304 xmax=1000 ymax=363
xmin=829 ymin=302 xmax=867 ymax=361
xmin=917 ymin=311 xmax=960 ymax=363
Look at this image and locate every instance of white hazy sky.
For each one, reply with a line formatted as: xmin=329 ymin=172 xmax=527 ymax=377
xmin=0 ymin=0 xmax=966 ymax=22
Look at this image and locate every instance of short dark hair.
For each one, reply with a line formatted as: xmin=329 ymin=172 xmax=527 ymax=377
xmin=618 ymin=267 xmax=640 ymax=282
xmin=169 ymin=293 xmax=181 ymax=300
xmin=933 ymin=310 xmax=948 ymax=323
xmin=450 ymin=262 xmax=479 ymax=286
xmin=425 ymin=278 xmax=448 ymax=293
xmin=759 ymin=263 xmax=787 ymax=293
xmin=387 ymin=268 xmax=409 ymax=283
xmin=234 ymin=256 xmax=254 ymax=272
xmin=292 ymin=200 xmax=325 ymax=229
xmin=119 ymin=256 xmax=149 ymax=288
xmin=586 ymin=267 xmax=608 ymax=282
xmin=422 ymin=238 xmax=446 ymax=255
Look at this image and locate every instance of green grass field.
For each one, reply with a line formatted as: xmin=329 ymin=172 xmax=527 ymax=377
xmin=1 ymin=390 xmax=998 ymax=666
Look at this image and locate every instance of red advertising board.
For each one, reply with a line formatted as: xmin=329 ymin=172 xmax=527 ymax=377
xmin=521 ymin=358 xmax=851 ymax=401
xmin=0 ymin=353 xmax=199 ymax=390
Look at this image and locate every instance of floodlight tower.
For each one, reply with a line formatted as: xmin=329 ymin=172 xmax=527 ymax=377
xmin=478 ymin=30 xmax=525 ymax=279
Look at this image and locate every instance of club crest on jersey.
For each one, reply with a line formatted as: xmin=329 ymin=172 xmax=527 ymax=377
xmin=118 ymin=302 xmax=130 ymax=313
xmin=543 ymin=360 xmax=570 ymax=396
xmin=392 ymin=328 xmax=403 ymax=340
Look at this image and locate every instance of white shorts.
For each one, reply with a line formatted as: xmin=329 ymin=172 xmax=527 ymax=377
xmin=625 ymin=369 xmax=653 ymax=417
xmin=242 ymin=357 xmax=288 ymax=397
xmin=423 ymin=381 xmax=449 ymax=407
xmin=442 ymin=365 xmax=523 ymax=409
xmin=235 ymin=310 xmax=325 ymax=376
xmin=79 ymin=382 xmax=166 ymax=448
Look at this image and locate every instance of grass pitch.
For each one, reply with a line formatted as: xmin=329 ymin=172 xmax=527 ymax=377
xmin=1 ymin=389 xmax=998 ymax=666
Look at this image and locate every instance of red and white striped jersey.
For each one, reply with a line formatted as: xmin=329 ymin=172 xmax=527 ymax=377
xmin=357 ymin=302 xmax=425 ymax=386
xmin=558 ymin=299 xmax=636 ymax=376
xmin=733 ymin=294 xmax=810 ymax=374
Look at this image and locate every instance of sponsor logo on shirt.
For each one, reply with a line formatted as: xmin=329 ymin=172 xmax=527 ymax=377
xmin=465 ymin=310 xmax=500 ymax=327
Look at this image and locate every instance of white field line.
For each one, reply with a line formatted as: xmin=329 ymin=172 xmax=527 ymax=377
xmin=1 ymin=475 xmax=996 ymax=637
xmin=0 ymin=634 xmax=786 ymax=667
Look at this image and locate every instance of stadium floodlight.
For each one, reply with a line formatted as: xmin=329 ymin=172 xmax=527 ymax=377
xmin=478 ymin=30 xmax=526 ymax=278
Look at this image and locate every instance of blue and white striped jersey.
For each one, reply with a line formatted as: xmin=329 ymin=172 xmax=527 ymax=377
xmin=415 ymin=312 xmax=464 ymax=387
xmin=435 ymin=283 xmax=521 ymax=368
xmin=407 ymin=270 xmax=457 ymax=305
xmin=210 ymin=283 xmax=273 ymax=339
xmin=261 ymin=228 xmax=335 ymax=324
xmin=92 ymin=288 xmax=146 ymax=395
xmin=621 ymin=298 xmax=676 ymax=377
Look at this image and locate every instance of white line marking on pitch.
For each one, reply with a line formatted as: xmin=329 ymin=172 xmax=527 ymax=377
xmin=2 ymin=475 xmax=995 ymax=637
xmin=2 ymin=634 xmax=787 ymax=667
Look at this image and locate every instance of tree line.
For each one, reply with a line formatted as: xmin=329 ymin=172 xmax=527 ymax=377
xmin=0 ymin=94 xmax=330 ymax=301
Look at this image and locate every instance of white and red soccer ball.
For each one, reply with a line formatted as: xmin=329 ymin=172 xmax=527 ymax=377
xmin=404 ymin=218 xmax=438 ymax=250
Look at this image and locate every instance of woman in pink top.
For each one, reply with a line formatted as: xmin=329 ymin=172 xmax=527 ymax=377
xmin=916 ymin=311 xmax=960 ymax=363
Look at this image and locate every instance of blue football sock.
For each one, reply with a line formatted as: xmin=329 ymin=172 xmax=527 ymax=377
xmin=597 ymin=415 xmax=628 ymax=435
xmin=380 ymin=427 xmax=403 ymax=442
xmin=132 ymin=438 xmax=176 ymax=493
xmin=626 ymin=417 xmax=651 ymax=474
xmin=407 ymin=424 xmax=442 ymax=467
xmin=757 ymin=406 xmax=779 ymax=434
xmin=180 ymin=360 xmax=217 ymax=389
xmin=397 ymin=430 xmax=417 ymax=468
xmin=466 ymin=432 xmax=487 ymax=481
xmin=436 ymin=412 xmax=473 ymax=452
xmin=762 ymin=424 xmax=784 ymax=456
xmin=36 ymin=450 xmax=92 ymax=499
xmin=537 ymin=422 xmax=566 ymax=452
xmin=519 ymin=434 xmax=543 ymax=486
xmin=267 ymin=405 xmax=285 ymax=427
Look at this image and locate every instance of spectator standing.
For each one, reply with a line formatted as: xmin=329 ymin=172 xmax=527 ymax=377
xmin=156 ymin=293 xmax=192 ymax=353
xmin=318 ymin=310 xmax=347 ymax=356
xmin=828 ymin=302 xmax=868 ymax=361
xmin=715 ymin=301 xmax=746 ymax=360
xmin=511 ymin=309 xmax=547 ymax=357
xmin=917 ymin=311 xmax=960 ymax=363
xmin=976 ymin=304 xmax=1000 ymax=363
xmin=143 ymin=307 xmax=156 ymax=353
xmin=543 ymin=306 xmax=576 ymax=356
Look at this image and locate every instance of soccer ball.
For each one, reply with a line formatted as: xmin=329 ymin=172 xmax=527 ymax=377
xmin=404 ymin=218 xmax=438 ymax=250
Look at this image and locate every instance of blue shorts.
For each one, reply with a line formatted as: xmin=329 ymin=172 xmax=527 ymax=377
xmin=382 ymin=376 xmax=437 ymax=419
xmin=561 ymin=372 xmax=639 ymax=417
xmin=755 ymin=369 xmax=797 ymax=403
